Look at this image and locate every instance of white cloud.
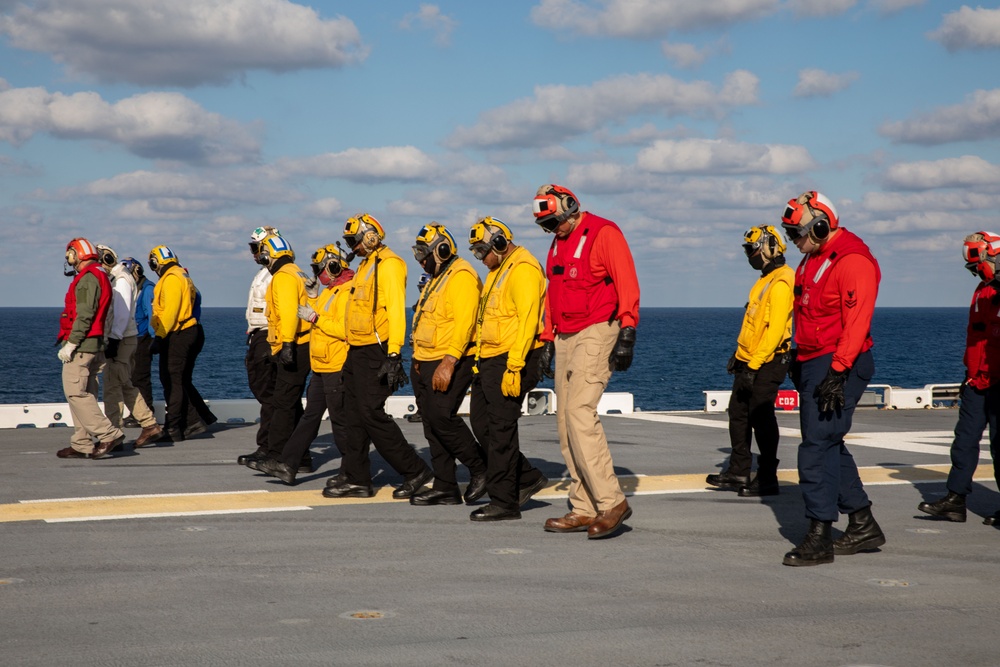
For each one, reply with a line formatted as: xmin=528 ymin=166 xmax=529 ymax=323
xmin=862 ymin=190 xmax=1000 ymax=213
xmin=447 ymin=70 xmax=758 ymax=149
xmin=282 ymin=146 xmax=440 ymax=183
xmin=399 ymin=4 xmax=457 ymax=46
xmin=529 ymin=0 xmax=779 ymax=38
xmin=929 ymin=6 xmax=1000 ymax=51
xmin=0 ymin=87 xmax=261 ymax=164
xmin=788 ymin=0 xmax=857 ymax=17
xmin=661 ymin=41 xmax=709 ymax=69
xmin=636 ymin=138 xmax=815 ymax=174
xmin=879 ymin=88 xmax=1000 ymax=144
xmin=793 ymin=68 xmax=859 ymax=98
xmin=883 ymin=156 xmax=1000 ymax=190
xmin=301 ymin=197 xmax=343 ymax=218
xmin=0 ymin=0 xmax=367 ymax=86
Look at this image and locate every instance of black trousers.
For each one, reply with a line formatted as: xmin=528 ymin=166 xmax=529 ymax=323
xmin=726 ymin=353 xmax=789 ymax=478
xmin=159 ymin=326 xmax=204 ymax=435
xmin=187 ymin=324 xmax=216 ymax=427
xmin=411 ymin=356 xmax=486 ymax=493
xmin=278 ymin=371 xmax=352 ymax=470
xmin=132 ymin=333 xmax=154 ymax=410
xmin=470 ymin=348 xmax=545 ymax=510
xmin=340 ymin=344 xmax=429 ymax=486
xmin=245 ymin=328 xmax=276 ymax=449
xmin=266 ymin=342 xmax=311 ymax=457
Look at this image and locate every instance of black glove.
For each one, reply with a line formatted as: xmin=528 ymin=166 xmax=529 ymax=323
xmin=278 ymin=342 xmax=296 ymax=369
xmin=816 ymin=366 xmax=849 ymax=413
xmin=378 ymin=353 xmax=408 ymax=392
xmin=732 ymin=368 xmax=756 ymax=396
xmin=538 ymin=341 xmax=555 ymax=379
xmin=726 ymin=354 xmax=738 ymax=374
xmin=105 ymin=338 xmax=120 ymax=360
xmin=150 ymin=337 xmax=162 ymax=355
xmin=610 ymin=326 xmax=636 ymax=372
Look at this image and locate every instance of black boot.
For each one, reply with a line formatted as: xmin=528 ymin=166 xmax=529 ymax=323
xmin=917 ymin=491 xmax=966 ymax=522
xmin=783 ymin=519 xmax=834 ymax=567
xmin=738 ymin=474 xmax=780 ymax=497
xmin=984 ymin=511 xmax=1000 ymax=526
xmin=706 ymin=469 xmax=749 ymax=489
xmin=833 ymin=505 xmax=886 ymax=555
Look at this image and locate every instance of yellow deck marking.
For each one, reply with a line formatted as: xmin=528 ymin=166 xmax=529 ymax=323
xmin=0 ymin=464 xmax=989 ymax=524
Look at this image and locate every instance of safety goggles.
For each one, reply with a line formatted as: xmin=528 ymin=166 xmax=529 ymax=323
xmin=781 ymin=221 xmax=814 ymax=241
xmin=412 ymin=243 xmax=433 ymax=263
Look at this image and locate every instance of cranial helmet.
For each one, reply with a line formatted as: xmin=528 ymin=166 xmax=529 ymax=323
xmin=963 ymin=231 xmax=1000 ymax=282
xmin=120 ymin=257 xmax=144 ymax=283
xmin=469 ymin=217 xmax=514 ymax=261
xmin=249 ymin=226 xmax=281 ymax=257
xmin=743 ymin=225 xmax=786 ymax=260
xmin=412 ymin=222 xmax=457 ymax=270
xmin=95 ymin=244 xmax=118 ymax=269
xmin=310 ymin=243 xmax=350 ymax=284
xmin=148 ymin=245 xmax=179 ymax=275
xmin=256 ymin=233 xmax=295 ymax=268
xmin=343 ymin=213 xmax=385 ymax=251
xmin=64 ymin=238 xmax=98 ymax=276
xmin=780 ymin=191 xmax=839 ymax=243
xmin=532 ymin=184 xmax=580 ymax=233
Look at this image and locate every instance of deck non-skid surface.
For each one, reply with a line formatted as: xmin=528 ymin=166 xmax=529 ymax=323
xmin=1 ymin=409 xmax=997 ymax=666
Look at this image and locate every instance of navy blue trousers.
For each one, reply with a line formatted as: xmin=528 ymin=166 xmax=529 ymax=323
xmin=794 ymin=350 xmax=874 ymax=521
xmin=946 ymin=382 xmax=1000 ymax=495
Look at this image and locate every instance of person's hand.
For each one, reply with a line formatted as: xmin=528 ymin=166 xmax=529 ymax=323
xmin=501 ymin=369 xmax=521 ymax=398
xmin=610 ymin=326 xmax=635 ymax=372
xmin=297 ymin=305 xmax=318 ymax=323
xmin=817 ymin=366 xmax=849 ymax=412
xmin=278 ymin=342 xmax=296 ymax=369
xmin=378 ymin=353 xmax=408 ymax=392
xmin=432 ymin=355 xmax=457 ymax=392
xmin=304 ymin=276 xmax=320 ymax=299
xmin=105 ymin=338 xmax=120 ymax=360
xmin=732 ymin=368 xmax=756 ymax=396
xmin=538 ymin=341 xmax=555 ymax=379
xmin=726 ymin=354 xmax=738 ymax=374
xmin=57 ymin=342 xmax=77 ymax=363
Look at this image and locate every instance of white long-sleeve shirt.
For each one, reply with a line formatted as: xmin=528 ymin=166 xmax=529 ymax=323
xmin=246 ymin=266 xmax=272 ymax=332
xmin=108 ymin=264 xmax=139 ymax=339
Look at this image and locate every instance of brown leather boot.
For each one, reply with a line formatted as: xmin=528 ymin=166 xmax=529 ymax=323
xmin=544 ymin=512 xmax=596 ymax=533
xmin=587 ymin=500 xmax=632 ymax=539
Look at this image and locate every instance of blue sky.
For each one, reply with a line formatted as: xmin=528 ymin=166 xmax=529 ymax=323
xmin=1 ymin=0 xmax=998 ymax=308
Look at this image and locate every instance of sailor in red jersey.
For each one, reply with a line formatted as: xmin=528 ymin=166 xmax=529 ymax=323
xmin=779 ymin=191 xmax=886 ymax=566
xmin=919 ymin=232 xmax=1000 ymax=526
xmin=56 ymin=238 xmax=126 ymax=459
xmin=533 ymin=184 xmax=640 ymax=540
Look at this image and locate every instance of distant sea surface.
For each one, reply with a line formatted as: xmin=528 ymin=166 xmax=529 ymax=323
xmin=0 ymin=307 xmax=968 ymax=412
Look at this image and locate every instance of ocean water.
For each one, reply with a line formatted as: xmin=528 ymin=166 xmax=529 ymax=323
xmin=0 ymin=307 xmax=968 ymax=412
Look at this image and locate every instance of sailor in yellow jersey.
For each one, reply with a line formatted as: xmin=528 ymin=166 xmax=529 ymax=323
xmin=246 ymin=233 xmax=313 ymax=470
xmin=148 ymin=245 xmax=205 ymax=442
xmin=706 ymin=225 xmax=794 ymax=497
xmin=467 ymin=217 xmax=549 ymax=522
xmin=327 ymin=213 xmax=432 ymax=499
xmin=260 ymin=244 xmax=357 ymax=487
xmin=407 ymin=223 xmax=489 ymax=507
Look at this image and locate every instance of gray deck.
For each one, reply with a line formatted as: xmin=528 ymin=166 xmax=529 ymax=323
xmin=1 ymin=407 xmax=997 ymax=667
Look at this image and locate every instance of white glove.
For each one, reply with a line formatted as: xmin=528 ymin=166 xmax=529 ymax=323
xmin=304 ymin=277 xmax=320 ymax=299
xmin=57 ymin=342 xmax=78 ymax=363
xmin=297 ymin=305 xmax=318 ymax=323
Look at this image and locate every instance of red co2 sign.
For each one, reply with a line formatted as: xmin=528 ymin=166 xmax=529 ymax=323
xmin=775 ymin=389 xmax=799 ymax=411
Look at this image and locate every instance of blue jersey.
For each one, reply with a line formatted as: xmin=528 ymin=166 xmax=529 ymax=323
xmin=135 ymin=279 xmax=156 ymax=337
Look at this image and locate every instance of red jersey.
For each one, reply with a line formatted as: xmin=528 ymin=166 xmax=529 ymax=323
xmin=964 ymin=281 xmax=1000 ymax=390
xmin=542 ymin=212 xmax=641 ymax=338
xmin=793 ymin=228 xmax=880 ymax=371
xmin=58 ymin=263 xmax=112 ymax=343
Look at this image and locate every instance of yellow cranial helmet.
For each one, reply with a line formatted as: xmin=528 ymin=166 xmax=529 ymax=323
xmin=256 ymin=233 xmax=294 ymax=267
xmin=310 ymin=243 xmax=349 ymax=277
xmin=743 ymin=225 xmax=786 ymax=260
xmin=413 ymin=222 xmax=457 ymax=264
xmin=468 ymin=217 xmax=513 ymax=260
xmin=344 ymin=213 xmax=385 ymax=251
xmin=147 ymin=245 xmax=179 ymax=274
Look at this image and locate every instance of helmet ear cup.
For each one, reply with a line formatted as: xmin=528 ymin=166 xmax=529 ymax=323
xmin=491 ymin=232 xmax=508 ymax=253
xmin=435 ymin=241 xmax=452 ymax=261
xmin=810 ymin=213 xmax=830 ymax=241
xmin=362 ymin=229 xmax=379 ymax=250
xmin=561 ymin=195 xmax=578 ymax=219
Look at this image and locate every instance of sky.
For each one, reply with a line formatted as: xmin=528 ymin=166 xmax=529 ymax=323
xmin=1 ymin=0 xmax=999 ymax=309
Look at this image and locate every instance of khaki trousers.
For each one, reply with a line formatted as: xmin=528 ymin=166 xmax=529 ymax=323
xmin=62 ymin=350 xmax=123 ymax=453
xmin=554 ymin=320 xmax=625 ymax=516
xmin=103 ymin=335 xmax=156 ymax=429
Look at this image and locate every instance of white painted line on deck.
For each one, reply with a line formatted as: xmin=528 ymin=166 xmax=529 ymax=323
xmin=44 ymin=506 xmax=312 ymax=523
